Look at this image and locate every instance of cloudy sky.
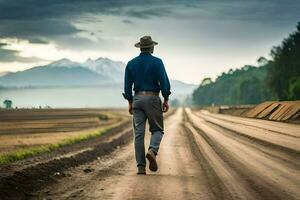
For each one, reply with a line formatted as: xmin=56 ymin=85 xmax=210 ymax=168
xmin=0 ymin=0 xmax=299 ymax=84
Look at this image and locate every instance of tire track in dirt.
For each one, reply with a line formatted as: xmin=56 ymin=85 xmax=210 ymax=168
xmin=185 ymin=108 xmax=300 ymax=200
xmin=195 ymin=111 xmax=300 ymax=152
xmin=201 ymin=121 xmax=300 ymax=169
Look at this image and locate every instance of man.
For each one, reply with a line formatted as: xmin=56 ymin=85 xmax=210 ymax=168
xmin=123 ymin=36 xmax=171 ymax=175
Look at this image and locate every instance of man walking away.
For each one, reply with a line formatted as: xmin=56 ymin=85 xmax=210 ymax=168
xmin=123 ymin=36 xmax=171 ymax=175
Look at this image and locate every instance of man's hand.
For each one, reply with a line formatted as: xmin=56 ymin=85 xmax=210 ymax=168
xmin=128 ymin=102 xmax=133 ymax=115
xmin=162 ymin=100 xmax=169 ymax=113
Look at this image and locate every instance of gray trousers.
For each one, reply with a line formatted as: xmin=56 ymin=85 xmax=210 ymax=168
xmin=132 ymin=95 xmax=164 ymax=167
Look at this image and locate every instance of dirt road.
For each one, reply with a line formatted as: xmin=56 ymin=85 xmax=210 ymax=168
xmin=31 ymin=108 xmax=298 ymax=200
xmin=1 ymin=108 xmax=299 ymax=199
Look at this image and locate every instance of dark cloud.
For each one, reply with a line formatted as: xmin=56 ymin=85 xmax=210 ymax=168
xmin=0 ymin=19 xmax=82 ymax=38
xmin=0 ymin=42 xmax=7 ymax=47
xmin=27 ymin=38 xmax=49 ymax=44
xmin=196 ymin=1 xmax=300 ymax=22
xmin=0 ymin=47 xmax=45 ymax=63
xmin=125 ymin=7 xmax=173 ymax=19
xmin=0 ymin=0 xmax=172 ymax=21
xmin=0 ymin=19 xmax=85 ymax=48
xmin=122 ymin=19 xmax=134 ymax=24
xmin=0 ymin=0 xmax=299 ymax=53
xmin=0 ymin=0 xmax=298 ymax=21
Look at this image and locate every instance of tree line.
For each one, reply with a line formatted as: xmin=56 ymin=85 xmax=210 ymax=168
xmin=192 ymin=22 xmax=300 ymax=106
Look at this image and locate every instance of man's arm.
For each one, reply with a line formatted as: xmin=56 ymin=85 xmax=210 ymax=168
xmin=158 ymin=59 xmax=171 ymax=112
xmin=122 ymin=63 xmax=134 ymax=114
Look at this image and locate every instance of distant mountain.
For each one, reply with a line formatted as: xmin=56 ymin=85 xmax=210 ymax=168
xmin=83 ymin=58 xmax=125 ymax=82
xmin=0 ymin=66 xmax=110 ymax=87
xmin=0 ymin=71 xmax=12 ymax=77
xmin=170 ymin=80 xmax=196 ymax=94
xmin=47 ymin=58 xmax=81 ymax=68
xmin=48 ymin=58 xmax=125 ymax=82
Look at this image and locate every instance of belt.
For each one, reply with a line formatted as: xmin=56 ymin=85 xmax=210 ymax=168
xmin=135 ymin=91 xmax=159 ymax=96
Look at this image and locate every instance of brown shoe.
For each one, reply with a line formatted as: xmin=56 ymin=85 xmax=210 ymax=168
xmin=146 ymin=149 xmax=158 ymax=172
xmin=137 ymin=166 xmax=146 ymax=175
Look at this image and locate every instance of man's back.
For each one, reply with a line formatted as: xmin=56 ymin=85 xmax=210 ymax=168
xmin=127 ymin=52 xmax=162 ymax=92
xmin=123 ymin=52 xmax=171 ymax=102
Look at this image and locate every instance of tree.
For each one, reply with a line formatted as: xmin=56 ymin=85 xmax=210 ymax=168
xmin=192 ymin=65 xmax=275 ymax=106
xmin=200 ymin=77 xmax=212 ymax=86
xmin=267 ymin=22 xmax=300 ymax=100
xmin=238 ymin=77 xmax=263 ymax=104
xmin=3 ymin=100 xmax=12 ymax=108
xmin=257 ymin=57 xmax=268 ymax=66
xmin=288 ymin=77 xmax=300 ymax=100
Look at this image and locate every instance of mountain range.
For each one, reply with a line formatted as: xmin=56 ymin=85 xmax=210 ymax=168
xmin=0 ymin=71 xmax=11 ymax=77
xmin=0 ymin=58 xmax=196 ymax=97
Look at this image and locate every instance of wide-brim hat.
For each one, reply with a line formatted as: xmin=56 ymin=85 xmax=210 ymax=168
xmin=135 ymin=36 xmax=158 ymax=48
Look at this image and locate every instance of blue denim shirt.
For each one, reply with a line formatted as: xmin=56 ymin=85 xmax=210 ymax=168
xmin=123 ymin=52 xmax=171 ymax=102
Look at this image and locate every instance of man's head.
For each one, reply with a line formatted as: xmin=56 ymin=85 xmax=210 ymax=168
xmin=135 ymin=36 xmax=157 ymax=54
xmin=141 ymin=46 xmax=154 ymax=53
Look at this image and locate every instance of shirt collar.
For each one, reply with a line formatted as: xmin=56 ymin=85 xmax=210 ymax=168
xmin=139 ymin=52 xmax=151 ymax=56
